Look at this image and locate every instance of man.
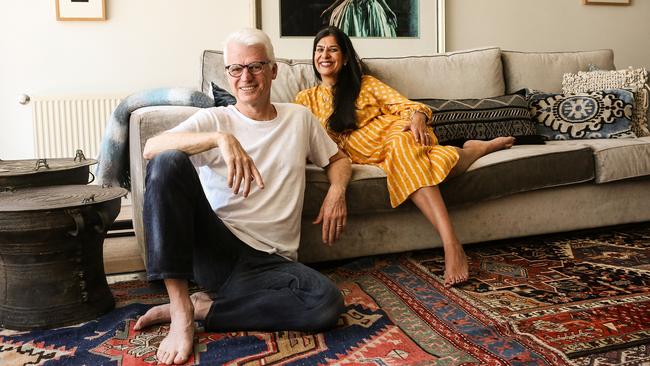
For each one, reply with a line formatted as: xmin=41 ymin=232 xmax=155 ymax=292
xmin=133 ymin=28 xmax=351 ymax=365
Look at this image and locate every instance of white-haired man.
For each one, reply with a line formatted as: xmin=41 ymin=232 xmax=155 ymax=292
xmin=134 ymin=28 xmax=351 ymax=365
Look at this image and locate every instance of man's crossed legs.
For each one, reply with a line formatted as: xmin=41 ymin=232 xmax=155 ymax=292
xmin=137 ymin=150 xmax=344 ymax=365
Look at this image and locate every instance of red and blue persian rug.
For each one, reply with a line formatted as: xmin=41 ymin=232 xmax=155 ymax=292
xmin=1 ymin=223 xmax=649 ymax=365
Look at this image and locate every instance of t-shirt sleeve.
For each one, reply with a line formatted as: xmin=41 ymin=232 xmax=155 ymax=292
xmin=165 ymin=108 xmax=220 ymax=167
xmin=306 ymin=112 xmax=339 ymax=168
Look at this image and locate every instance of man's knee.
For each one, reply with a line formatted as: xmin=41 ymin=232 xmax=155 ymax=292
xmin=307 ymin=280 xmax=345 ymax=331
xmin=146 ymin=150 xmax=192 ymax=185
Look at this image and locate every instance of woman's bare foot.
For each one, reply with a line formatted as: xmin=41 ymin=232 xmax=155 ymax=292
xmin=443 ymin=244 xmax=469 ymax=287
xmin=463 ymin=136 xmax=515 ymax=155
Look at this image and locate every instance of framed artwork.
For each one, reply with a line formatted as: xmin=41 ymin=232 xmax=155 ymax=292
xmin=56 ymin=0 xmax=106 ymax=21
xmin=252 ymin=0 xmax=445 ymax=58
xmin=583 ymin=0 xmax=630 ymax=5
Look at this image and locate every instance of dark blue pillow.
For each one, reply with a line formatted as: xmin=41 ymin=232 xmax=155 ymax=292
xmin=211 ymin=82 xmax=236 ymax=106
xmin=528 ymin=89 xmax=636 ymax=140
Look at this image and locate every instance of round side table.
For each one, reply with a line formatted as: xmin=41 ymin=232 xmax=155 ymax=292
xmin=0 ymin=184 xmax=127 ymax=330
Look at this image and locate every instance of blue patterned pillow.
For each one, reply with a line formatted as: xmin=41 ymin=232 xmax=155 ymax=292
xmin=528 ymin=89 xmax=636 ymax=140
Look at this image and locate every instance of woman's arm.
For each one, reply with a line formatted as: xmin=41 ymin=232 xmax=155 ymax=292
xmin=363 ymin=75 xmax=433 ymax=145
xmin=364 ymin=76 xmax=432 ymax=121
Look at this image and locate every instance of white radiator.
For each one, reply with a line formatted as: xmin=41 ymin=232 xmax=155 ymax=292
xmin=32 ymin=95 xmax=123 ymax=159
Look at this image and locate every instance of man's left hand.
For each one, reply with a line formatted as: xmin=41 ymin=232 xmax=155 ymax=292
xmin=313 ymin=185 xmax=347 ymax=246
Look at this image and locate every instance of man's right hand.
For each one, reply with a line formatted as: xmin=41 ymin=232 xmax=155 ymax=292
xmin=216 ymin=133 xmax=264 ymax=197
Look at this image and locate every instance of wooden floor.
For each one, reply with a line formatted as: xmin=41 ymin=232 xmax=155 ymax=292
xmin=103 ymin=203 xmax=145 ymax=275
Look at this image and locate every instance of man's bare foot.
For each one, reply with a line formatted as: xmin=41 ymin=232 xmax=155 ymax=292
xmin=443 ymin=244 xmax=469 ymax=287
xmin=133 ymin=303 xmax=171 ymax=330
xmin=190 ymin=292 xmax=213 ymax=321
xmin=463 ymin=136 xmax=515 ymax=155
xmin=156 ymin=298 xmax=194 ymax=365
xmin=132 ymin=292 xmax=215 ymax=365
xmin=133 ymin=292 xmax=214 ymax=331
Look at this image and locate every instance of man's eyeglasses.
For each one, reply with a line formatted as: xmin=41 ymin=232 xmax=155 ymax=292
xmin=225 ymin=61 xmax=270 ymax=78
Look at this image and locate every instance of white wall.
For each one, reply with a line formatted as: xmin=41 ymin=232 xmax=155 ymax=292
xmin=446 ymin=0 xmax=650 ymax=69
xmin=0 ymin=0 xmax=253 ymax=159
xmin=2 ymin=0 xmax=649 ymax=159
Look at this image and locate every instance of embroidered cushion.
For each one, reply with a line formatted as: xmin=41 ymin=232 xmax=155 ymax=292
xmin=417 ymin=92 xmax=544 ymax=147
xmin=528 ymin=89 xmax=636 ymax=140
xmin=562 ymin=68 xmax=649 ymax=137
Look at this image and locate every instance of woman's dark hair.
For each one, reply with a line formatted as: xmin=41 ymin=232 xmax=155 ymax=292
xmin=312 ymin=26 xmax=365 ymax=132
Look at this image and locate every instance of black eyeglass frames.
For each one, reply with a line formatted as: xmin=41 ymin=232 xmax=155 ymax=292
xmin=225 ymin=61 xmax=271 ymax=78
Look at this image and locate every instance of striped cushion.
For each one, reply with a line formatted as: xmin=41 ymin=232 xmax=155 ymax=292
xmin=417 ymin=93 xmax=544 ymax=147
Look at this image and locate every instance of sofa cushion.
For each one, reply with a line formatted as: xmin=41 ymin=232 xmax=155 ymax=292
xmin=441 ymin=144 xmax=595 ymax=207
xmin=549 ymin=138 xmax=650 ymax=183
xmin=417 ymin=92 xmax=543 ymax=146
xmin=502 ymin=50 xmax=615 ymax=94
xmin=363 ymin=47 xmax=505 ymax=99
xmin=202 ymin=47 xmax=505 ymax=103
xmin=303 ymin=143 xmax=595 ymax=215
xmin=529 ymin=89 xmax=636 ymax=140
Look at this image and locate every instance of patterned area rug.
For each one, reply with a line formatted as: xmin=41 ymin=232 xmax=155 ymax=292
xmin=1 ymin=223 xmax=649 ymax=365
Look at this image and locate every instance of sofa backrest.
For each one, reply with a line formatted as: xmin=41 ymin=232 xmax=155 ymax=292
xmin=501 ymin=49 xmax=615 ymax=93
xmin=363 ymin=47 xmax=504 ymax=99
xmin=201 ymin=47 xmax=505 ymax=102
xmin=201 ymin=48 xmax=618 ymax=102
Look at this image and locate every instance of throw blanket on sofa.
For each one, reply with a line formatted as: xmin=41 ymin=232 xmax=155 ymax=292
xmin=96 ymin=88 xmax=214 ymax=190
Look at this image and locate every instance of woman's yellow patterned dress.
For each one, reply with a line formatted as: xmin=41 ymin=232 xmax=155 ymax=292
xmin=296 ymin=75 xmax=459 ymax=207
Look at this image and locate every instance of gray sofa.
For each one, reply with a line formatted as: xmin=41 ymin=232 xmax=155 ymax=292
xmin=129 ymin=47 xmax=650 ymax=267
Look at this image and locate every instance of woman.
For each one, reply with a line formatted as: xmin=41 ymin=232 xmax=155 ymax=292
xmin=295 ymin=26 xmax=515 ymax=286
xmin=321 ymin=0 xmax=397 ymax=38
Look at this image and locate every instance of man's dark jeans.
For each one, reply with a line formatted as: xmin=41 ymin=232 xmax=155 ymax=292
xmin=143 ymin=150 xmax=344 ymax=332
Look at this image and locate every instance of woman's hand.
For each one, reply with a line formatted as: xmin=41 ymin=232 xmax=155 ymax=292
xmin=313 ymin=185 xmax=347 ymax=246
xmin=402 ymin=111 xmax=432 ymax=146
xmin=216 ymin=133 xmax=264 ymax=197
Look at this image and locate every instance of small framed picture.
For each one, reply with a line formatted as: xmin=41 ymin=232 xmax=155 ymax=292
xmin=583 ymin=0 xmax=631 ymax=5
xmin=56 ymin=0 xmax=106 ymax=21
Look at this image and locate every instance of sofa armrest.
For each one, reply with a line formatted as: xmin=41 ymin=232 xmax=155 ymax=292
xmin=129 ymin=105 xmax=203 ymax=268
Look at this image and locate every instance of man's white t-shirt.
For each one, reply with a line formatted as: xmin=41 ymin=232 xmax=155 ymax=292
xmin=168 ymin=103 xmax=338 ymax=260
